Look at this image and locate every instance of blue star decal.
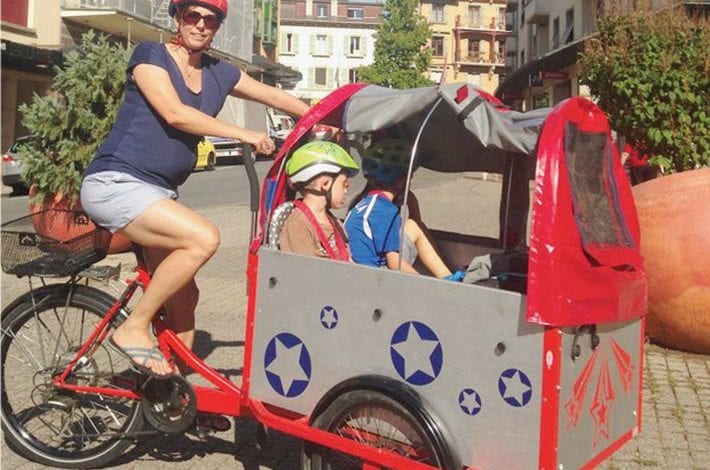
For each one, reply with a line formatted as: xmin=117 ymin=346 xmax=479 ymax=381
xmin=458 ymin=388 xmax=482 ymax=416
xmin=320 ymin=306 xmax=338 ymax=329
xmin=390 ymin=321 xmax=443 ymax=386
xmin=264 ymin=333 xmax=312 ymax=398
xmin=498 ymin=368 xmax=533 ymax=407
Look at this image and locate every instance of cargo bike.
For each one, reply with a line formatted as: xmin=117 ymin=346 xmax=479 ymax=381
xmin=1 ymin=82 xmax=647 ymax=469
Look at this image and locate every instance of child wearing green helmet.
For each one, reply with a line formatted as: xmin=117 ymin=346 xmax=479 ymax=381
xmin=280 ymin=141 xmax=360 ymax=260
xmin=344 ymin=139 xmax=464 ymax=280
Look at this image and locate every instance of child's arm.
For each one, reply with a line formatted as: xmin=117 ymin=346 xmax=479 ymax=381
xmin=386 ymin=252 xmax=419 ymax=274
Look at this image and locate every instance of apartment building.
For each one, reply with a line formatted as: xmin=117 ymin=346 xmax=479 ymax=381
xmin=278 ymin=0 xmax=384 ymax=104
xmin=1 ymin=0 xmax=298 ymax=150
xmin=497 ymin=0 xmax=601 ymax=110
xmin=499 ymin=0 xmax=708 ymax=110
xmin=420 ymin=0 xmax=509 ymax=93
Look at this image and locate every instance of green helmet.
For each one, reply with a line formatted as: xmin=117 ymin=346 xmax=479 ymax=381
xmin=361 ymin=139 xmax=414 ymax=185
xmin=286 ymin=141 xmax=359 ymax=185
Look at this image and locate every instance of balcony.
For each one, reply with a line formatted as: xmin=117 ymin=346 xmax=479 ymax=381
xmin=524 ymin=0 xmax=550 ymax=25
xmin=455 ymin=15 xmax=508 ymax=33
xmin=456 ymin=53 xmax=506 ymax=68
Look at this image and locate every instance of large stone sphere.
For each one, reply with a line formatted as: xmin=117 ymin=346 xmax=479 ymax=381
xmin=633 ymin=168 xmax=710 ymax=354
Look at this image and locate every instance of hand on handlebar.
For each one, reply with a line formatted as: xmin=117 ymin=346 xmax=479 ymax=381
xmin=243 ymin=130 xmax=276 ymax=155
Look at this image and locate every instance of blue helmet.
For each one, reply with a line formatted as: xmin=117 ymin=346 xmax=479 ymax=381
xmin=361 ymin=139 xmax=414 ymax=185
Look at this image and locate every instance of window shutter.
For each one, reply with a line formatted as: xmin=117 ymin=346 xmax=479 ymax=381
xmin=327 ymin=35 xmax=333 ymax=56
xmin=310 ymin=35 xmax=315 ymax=55
xmin=360 ymin=36 xmax=367 ymax=57
xmin=293 ymin=33 xmax=299 ymax=53
xmin=327 ymin=68 xmax=334 ymax=88
xmin=308 ymin=67 xmax=314 ymax=87
xmin=279 ymin=31 xmax=287 ymax=53
xmin=343 ymin=36 xmax=350 ymax=56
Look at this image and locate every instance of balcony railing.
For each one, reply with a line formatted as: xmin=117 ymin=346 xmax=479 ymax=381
xmin=524 ymin=0 xmax=550 ymax=25
xmin=455 ymin=15 xmax=508 ymax=33
xmin=280 ymin=12 xmax=381 ymax=26
xmin=61 ymin=0 xmax=254 ymax=63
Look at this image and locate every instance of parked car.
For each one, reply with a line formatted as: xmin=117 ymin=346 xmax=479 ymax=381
xmin=194 ymin=137 xmax=217 ymax=171
xmin=2 ymin=135 xmax=33 ymax=194
xmin=206 ymin=135 xmax=243 ymax=164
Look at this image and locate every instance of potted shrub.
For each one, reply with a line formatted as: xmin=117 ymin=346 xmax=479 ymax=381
xmin=579 ymin=3 xmax=709 ymax=353
xmin=18 ymin=30 xmax=132 ymax=252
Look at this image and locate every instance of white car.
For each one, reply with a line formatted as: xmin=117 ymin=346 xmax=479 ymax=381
xmin=2 ymin=135 xmax=33 ymax=194
xmin=206 ymin=136 xmax=243 ymax=164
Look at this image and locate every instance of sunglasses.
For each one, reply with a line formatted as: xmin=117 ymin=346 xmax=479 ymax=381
xmin=182 ymin=10 xmax=220 ymax=30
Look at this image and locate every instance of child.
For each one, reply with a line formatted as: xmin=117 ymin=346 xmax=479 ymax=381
xmin=280 ymin=141 xmax=360 ymax=260
xmin=344 ymin=139 xmax=460 ymax=279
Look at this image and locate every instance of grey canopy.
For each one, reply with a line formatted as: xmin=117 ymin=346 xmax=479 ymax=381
xmin=341 ymin=83 xmax=551 ymax=173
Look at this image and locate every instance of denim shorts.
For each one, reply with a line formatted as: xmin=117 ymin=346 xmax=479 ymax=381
xmin=80 ymin=171 xmax=177 ymax=233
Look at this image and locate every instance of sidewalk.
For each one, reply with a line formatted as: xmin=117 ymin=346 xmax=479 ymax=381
xmin=1 ymin=187 xmax=709 ymax=469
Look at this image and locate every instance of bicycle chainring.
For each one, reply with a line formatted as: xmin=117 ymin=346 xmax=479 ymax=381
xmin=141 ymin=375 xmax=197 ymax=434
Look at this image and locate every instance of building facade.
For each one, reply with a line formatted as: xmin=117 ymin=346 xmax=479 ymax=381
xmin=498 ymin=0 xmax=708 ymax=111
xmin=1 ymin=0 xmax=298 ymax=151
xmin=420 ymin=0 xmax=509 ymax=93
xmin=278 ymin=0 xmax=384 ymax=103
xmin=497 ymin=0 xmax=600 ymax=110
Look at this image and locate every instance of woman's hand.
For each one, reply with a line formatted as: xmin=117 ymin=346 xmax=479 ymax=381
xmin=241 ymin=129 xmax=276 ymax=155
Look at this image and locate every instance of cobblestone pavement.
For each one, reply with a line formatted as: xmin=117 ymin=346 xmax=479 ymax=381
xmin=2 ymin=187 xmax=709 ymax=469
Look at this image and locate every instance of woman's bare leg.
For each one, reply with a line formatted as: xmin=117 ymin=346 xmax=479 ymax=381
xmin=404 ymin=218 xmax=451 ymax=278
xmin=112 ymin=199 xmax=220 ymax=375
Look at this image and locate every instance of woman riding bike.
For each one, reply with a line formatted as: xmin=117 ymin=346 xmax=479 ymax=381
xmin=80 ymin=0 xmax=309 ymax=376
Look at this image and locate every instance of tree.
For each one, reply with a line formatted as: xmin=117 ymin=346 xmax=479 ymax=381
xmin=578 ymin=3 xmax=709 ymax=173
xmin=357 ymin=0 xmax=433 ymax=89
xmin=18 ymin=31 xmax=131 ymax=203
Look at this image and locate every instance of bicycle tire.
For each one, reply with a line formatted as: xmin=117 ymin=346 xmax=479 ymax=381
xmin=1 ymin=284 xmax=144 ymax=468
xmin=302 ymin=389 xmax=447 ymax=470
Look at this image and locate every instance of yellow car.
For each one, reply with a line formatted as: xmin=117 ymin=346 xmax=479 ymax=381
xmin=195 ymin=137 xmax=217 ymax=171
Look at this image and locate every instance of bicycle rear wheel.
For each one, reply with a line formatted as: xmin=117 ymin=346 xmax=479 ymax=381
xmin=1 ymin=283 xmax=144 ymax=468
xmin=302 ymin=389 xmax=449 ymax=469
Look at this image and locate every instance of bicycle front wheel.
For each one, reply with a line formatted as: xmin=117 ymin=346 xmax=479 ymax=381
xmin=1 ymin=284 xmax=144 ymax=468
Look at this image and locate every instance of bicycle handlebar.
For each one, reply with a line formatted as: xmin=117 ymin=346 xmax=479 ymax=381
xmin=241 ymin=143 xmax=260 ymax=213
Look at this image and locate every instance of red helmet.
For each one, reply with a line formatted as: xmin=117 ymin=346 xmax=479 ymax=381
xmin=169 ymin=0 xmax=228 ymax=20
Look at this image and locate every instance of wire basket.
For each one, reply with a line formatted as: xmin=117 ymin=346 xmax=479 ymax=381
xmin=1 ymin=209 xmax=111 ymax=278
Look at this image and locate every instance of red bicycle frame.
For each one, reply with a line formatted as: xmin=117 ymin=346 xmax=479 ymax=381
xmin=50 ymin=257 xmax=443 ymax=470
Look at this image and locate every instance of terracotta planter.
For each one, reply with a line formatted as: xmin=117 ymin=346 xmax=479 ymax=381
xmin=28 ymin=186 xmax=132 ymax=254
xmin=633 ymin=168 xmax=710 ymax=354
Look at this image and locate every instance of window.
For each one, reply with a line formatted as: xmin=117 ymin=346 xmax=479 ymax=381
xmin=497 ymin=42 xmax=505 ymax=63
xmin=349 ymin=36 xmax=361 ymax=55
xmin=315 ymin=67 xmax=327 ymax=86
xmin=432 ymin=36 xmax=444 ymax=57
xmin=315 ymin=3 xmax=328 ymax=17
xmin=468 ymin=39 xmax=480 ymax=61
xmin=349 ymin=69 xmax=358 ymax=83
xmin=552 ymin=17 xmax=560 ymax=49
xmin=1 ymin=0 xmax=29 ymax=27
xmin=520 ymin=49 xmax=525 ymax=65
xmin=430 ymin=4 xmax=444 ymax=23
xmin=564 ymin=8 xmax=574 ymax=43
xmin=498 ymin=8 xmax=506 ymax=29
xmin=286 ymin=33 xmax=294 ymax=53
xmin=468 ymin=6 xmax=480 ymax=28
xmin=315 ymin=34 xmax=328 ymax=55
xmin=347 ymin=8 xmax=364 ymax=19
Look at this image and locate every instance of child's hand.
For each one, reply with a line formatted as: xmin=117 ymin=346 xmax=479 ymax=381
xmin=444 ymin=270 xmax=466 ymax=282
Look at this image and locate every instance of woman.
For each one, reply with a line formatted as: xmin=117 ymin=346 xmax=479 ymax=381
xmin=81 ymin=0 xmax=309 ymax=377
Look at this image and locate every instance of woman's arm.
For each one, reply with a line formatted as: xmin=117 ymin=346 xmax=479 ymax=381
xmin=132 ymin=63 xmax=275 ymax=154
xmin=231 ymin=73 xmax=309 ymax=117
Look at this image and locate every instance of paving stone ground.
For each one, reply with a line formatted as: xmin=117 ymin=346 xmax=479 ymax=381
xmin=1 ymin=176 xmax=708 ymax=469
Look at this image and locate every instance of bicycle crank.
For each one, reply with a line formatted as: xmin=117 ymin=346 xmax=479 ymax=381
xmin=141 ymin=375 xmax=197 ymax=434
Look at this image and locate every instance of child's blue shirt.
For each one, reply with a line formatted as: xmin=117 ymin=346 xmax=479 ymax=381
xmin=344 ymin=194 xmax=402 ymax=267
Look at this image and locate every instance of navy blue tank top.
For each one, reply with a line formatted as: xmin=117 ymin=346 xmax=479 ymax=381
xmin=85 ymin=41 xmax=241 ymax=190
